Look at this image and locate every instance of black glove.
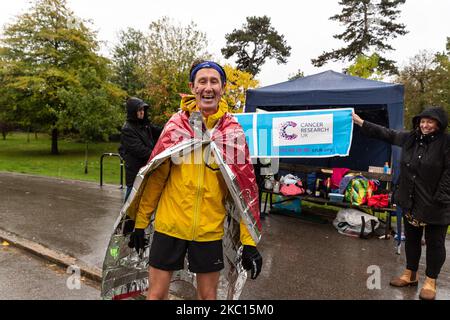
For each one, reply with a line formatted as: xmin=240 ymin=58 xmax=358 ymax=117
xmin=129 ymin=228 xmax=146 ymax=253
xmin=122 ymin=215 xmax=135 ymax=236
xmin=242 ymin=245 xmax=262 ymax=279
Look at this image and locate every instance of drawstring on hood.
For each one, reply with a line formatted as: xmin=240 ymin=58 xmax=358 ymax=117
xmin=180 ymin=95 xmax=229 ymax=129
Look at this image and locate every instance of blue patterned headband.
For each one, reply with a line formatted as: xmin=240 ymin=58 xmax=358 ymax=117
xmin=189 ymin=61 xmax=226 ymax=85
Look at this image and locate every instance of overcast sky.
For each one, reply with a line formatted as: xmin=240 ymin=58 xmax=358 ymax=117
xmin=0 ymin=0 xmax=449 ymax=86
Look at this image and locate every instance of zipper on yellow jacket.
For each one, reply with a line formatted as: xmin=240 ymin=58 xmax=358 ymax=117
xmin=191 ymin=148 xmax=205 ymax=240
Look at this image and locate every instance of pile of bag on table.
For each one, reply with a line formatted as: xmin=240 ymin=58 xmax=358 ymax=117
xmin=263 ymin=174 xmax=304 ymax=214
xmin=332 ymin=169 xmax=390 ymax=208
xmin=278 ymin=174 xmax=305 ymax=196
xmin=263 ymin=173 xmax=306 ymax=196
xmin=331 ymin=168 xmax=391 ymax=238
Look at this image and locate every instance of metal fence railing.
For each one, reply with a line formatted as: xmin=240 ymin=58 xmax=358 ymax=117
xmin=100 ymin=153 xmax=124 ymax=189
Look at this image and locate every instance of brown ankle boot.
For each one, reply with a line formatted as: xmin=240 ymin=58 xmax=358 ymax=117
xmin=419 ymin=277 xmax=436 ymax=300
xmin=389 ymin=269 xmax=418 ymax=287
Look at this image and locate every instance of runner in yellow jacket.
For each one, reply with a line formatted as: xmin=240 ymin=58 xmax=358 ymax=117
xmin=132 ymin=60 xmax=262 ymax=300
xmin=134 ymin=99 xmax=256 ymax=246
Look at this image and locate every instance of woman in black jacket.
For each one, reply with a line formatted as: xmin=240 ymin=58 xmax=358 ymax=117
xmin=353 ymin=106 xmax=450 ymax=300
xmin=119 ymin=97 xmax=162 ymax=201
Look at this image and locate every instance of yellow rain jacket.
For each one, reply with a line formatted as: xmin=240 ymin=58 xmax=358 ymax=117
xmin=135 ymin=97 xmax=256 ymax=246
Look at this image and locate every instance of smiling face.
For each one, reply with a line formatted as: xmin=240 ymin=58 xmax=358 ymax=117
xmin=419 ymin=117 xmax=439 ymax=135
xmin=189 ymin=68 xmax=225 ymax=117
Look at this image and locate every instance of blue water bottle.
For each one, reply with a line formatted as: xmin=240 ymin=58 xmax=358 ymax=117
xmin=383 ymin=162 xmax=390 ymax=174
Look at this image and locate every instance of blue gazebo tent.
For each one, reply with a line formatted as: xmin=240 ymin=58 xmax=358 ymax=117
xmin=245 ymin=70 xmax=404 ymax=179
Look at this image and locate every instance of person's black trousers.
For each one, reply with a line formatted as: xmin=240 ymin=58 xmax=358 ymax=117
xmin=404 ymin=218 xmax=448 ymax=279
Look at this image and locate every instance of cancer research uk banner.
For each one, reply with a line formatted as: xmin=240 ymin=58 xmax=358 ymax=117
xmin=234 ymin=108 xmax=354 ymax=158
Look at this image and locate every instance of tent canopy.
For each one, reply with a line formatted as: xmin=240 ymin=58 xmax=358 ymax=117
xmin=245 ymin=70 xmax=404 ymax=179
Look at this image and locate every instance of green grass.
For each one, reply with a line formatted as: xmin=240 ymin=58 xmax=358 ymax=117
xmin=0 ymin=132 xmax=124 ymax=185
xmin=3 ymin=133 xmax=449 ymax=234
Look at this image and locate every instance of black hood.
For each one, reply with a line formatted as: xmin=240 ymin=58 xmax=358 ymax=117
xmin=126 ymin=97 xmax=149 ymax=122
xmin=412 ymin=106 xmax=449 ymax=134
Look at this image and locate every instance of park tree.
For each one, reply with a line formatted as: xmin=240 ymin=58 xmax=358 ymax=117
xmin=140 ymin=17 xmax=211 ymax=124
xmin=58 ymin=67 xmax=124 ymax=174
xmin=396 ymin=46 xmax=450 ymax=129
xmin=0 ymin=51 xmax=45 ymax=141
xmin=221 ymin=16 xmax=291 ymax=76
xmin=222 ymin=64 xmax=259 ymax=112
xmin=431 ymin=37 xmax=450 ymax=113
xmin=397 ymin=51 xmax=436 ymax=127
xmin=288 ymin=69 xmax=305 ymax=81
xmin=312 ymin=0 xmax=408 ymax=75
xmin=0 ymin=56 xmax=13 ymax=139
xmin=346 ymin=53 xmax=383 ymax=80
xmin=111 ymin=28 xmax=147 ymax=97
xmin=0 ymin=0 xmax=122 ymax=154
xmin=0 ymin=86 xmax=18 ymax=140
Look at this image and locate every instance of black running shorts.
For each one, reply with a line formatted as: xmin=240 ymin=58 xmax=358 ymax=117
xmin=148 ymin=231 xmax=224 ymax=273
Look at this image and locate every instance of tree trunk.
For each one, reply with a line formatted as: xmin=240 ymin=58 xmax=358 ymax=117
xmin=51 ymin=128 xmax=59 ymax=155
xmin=27 ymin=127 xmax=31 ymax=143
xmin=84 ymin=142 xmax=89 ymax=174
xmin=0 ymin=122 xmax=10 ymax=140
xmin=35 ymin=131 xmax=38 ymax=140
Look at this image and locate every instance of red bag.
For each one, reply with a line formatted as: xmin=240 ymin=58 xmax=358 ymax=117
xmin=367 ymin=194 xmax=389 ymax=208
xmin=280 ymin=184 xmax=304 ymax=196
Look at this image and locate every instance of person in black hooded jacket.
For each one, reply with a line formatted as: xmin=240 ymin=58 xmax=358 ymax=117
xmin=353 ymin=106 xmax=450 ymax=300
xmin=119 ymin=97 xmax=162 ymax=201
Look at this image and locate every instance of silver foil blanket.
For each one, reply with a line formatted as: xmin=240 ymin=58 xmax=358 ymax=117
xmin=101 ymin=112 xmax=261 ymax=300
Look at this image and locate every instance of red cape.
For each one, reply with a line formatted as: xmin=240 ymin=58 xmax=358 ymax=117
xmin=149 ymin=111 xmax=261 ymax=231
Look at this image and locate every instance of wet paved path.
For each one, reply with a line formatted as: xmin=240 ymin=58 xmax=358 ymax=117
xmin=1 ymin=171 xmax=449 ymax=300
xmin=0 ymin=244 xmax=99 ymax=300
